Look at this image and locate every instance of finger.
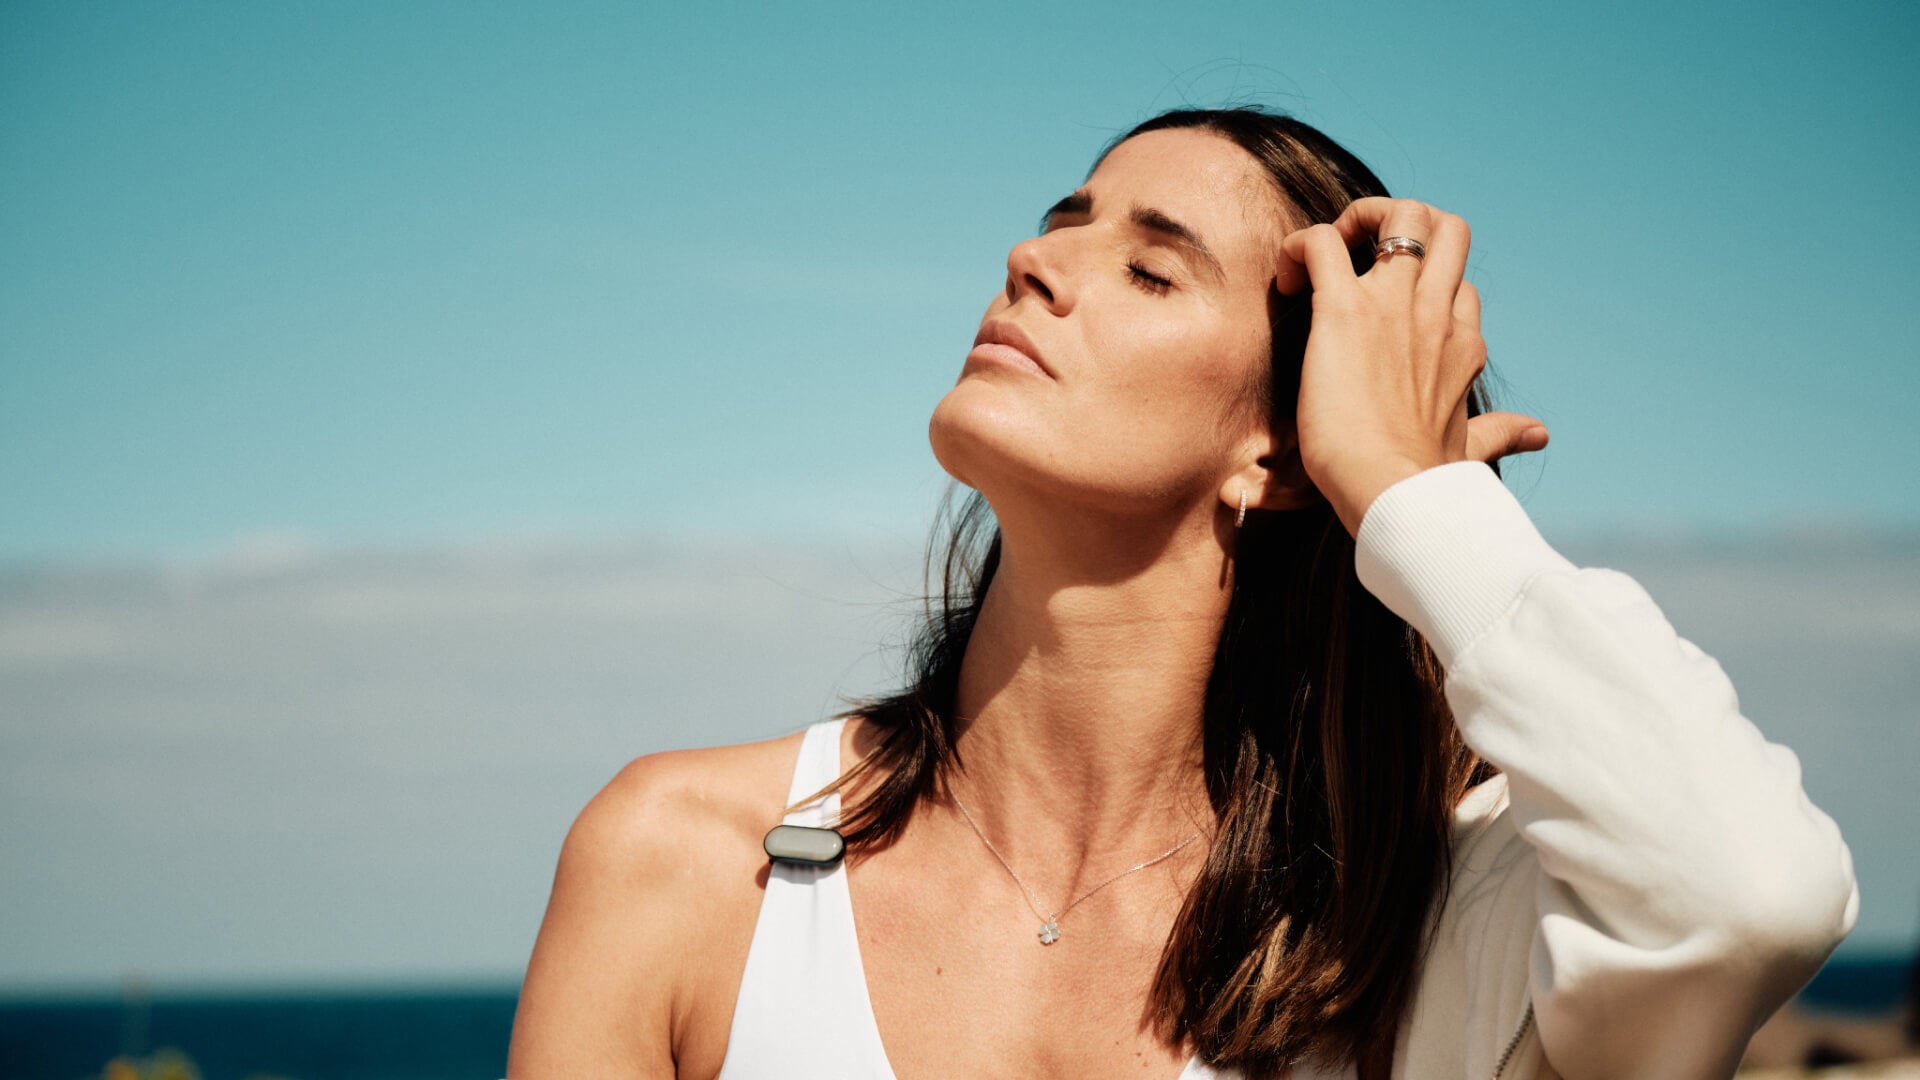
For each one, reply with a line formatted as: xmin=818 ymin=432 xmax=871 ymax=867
xmin=1281 ymin=197 xmax=1435 ymax=289
xmin=1444 ymin=282 xmax=1488 ymax=414
xmin=1414 ymin=212 xmax=1471 ymax=319
xmin=1464 ymin=411 xmax=1549 ymax=464
xmin=1453 ymin=277 xmax=1482 ymax=330
xmin=1325 ymin=198 xmax=1433 ymax=279
xmin=1282 ymin=223 xmax=1362 ymax=296
xmin=1449 ymin=279 xmax=1485 ymax=379
xmin=1273 ymin=242 xmax=1309 ymax=296
xmin=1317 ymin=197 xmax=1415 ymax=248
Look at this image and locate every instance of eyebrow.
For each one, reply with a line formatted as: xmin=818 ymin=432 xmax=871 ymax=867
xmin=1041 ymin=190 xmax=1225 ymax=281
xmin=1040 ymin=191 xmax=1092 ymax=230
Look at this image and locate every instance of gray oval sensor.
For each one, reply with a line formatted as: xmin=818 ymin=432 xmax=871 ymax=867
xmin=763 ymin=824 xmax=845 ymax=867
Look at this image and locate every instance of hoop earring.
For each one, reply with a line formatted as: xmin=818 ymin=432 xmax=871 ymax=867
xmin=1236 ymin=489 xmax=1248 ymax=529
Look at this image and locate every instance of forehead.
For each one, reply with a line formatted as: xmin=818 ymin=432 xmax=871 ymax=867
xmin=1089 ymin=129 xmax=1292 ymax=272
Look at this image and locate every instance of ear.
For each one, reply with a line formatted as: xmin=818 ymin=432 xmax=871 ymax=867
xmin=1219 ymin=425 xmax=1317 ymax=517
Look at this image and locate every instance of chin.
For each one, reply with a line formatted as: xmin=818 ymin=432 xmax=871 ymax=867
xmin=928 ymin=379 xmax=1049 ymax=495
xmin=931 ymin=394 xmax=1101 ymax=515
xmin=927 ymin=394 xmax=982 ymax=490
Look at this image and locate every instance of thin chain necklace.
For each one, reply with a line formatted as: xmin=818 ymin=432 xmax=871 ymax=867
xmin=949 ymin=786 xmax=1202 ymax=946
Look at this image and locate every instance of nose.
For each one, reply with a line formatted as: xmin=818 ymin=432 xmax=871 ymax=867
xmin=1004 ymin=234 xmax=1068 ymax=312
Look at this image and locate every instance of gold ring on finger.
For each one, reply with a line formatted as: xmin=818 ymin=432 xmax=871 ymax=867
xmin=1373 ymin=236 xmax=1427 ymax=262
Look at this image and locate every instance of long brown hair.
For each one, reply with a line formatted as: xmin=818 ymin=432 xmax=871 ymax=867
xmin=829 ymin=107 xmax=1496 ymax=1076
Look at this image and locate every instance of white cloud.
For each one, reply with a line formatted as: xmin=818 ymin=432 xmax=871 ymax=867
xmin=0 ymin=612 xmax=127 ymax=664
xmin=0 ymin=530 xmax=1913 ymax=990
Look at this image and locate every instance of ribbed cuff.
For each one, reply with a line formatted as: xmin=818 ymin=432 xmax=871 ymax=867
xmin=1352 ymin=461 xmax=1574 ymax=666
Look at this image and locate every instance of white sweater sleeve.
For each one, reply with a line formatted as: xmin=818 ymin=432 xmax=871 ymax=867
xmin=1354 ymin=462 xmax=1859 ymax=1080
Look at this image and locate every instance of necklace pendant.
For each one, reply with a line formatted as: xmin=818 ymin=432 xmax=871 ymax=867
xmin=1038 ymin=918 xmax=1060 ymax=945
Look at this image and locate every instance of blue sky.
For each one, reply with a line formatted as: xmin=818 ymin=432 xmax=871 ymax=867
xmin=2 ymin=2 xmax=1917 ymax=989
xmin=3 ymin=1 xmax=1916 ymax=560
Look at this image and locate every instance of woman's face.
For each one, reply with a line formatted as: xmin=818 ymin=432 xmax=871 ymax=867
xmin=929 ymin=128 xmax=1295 ymax=524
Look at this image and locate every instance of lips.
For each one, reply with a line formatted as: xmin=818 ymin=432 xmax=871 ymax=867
xmin=970 ymin=320 xmax=1053 ymax=379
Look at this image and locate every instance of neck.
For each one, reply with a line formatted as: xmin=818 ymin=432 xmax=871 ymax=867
xmin=951 ymin=493 xmax=1231 ymax=866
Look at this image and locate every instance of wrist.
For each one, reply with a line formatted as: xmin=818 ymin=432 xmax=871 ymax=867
xmin=1352 ymin=461 xmax=1574 ymax=665
xmin=1321 ymin=456 xmax=1435 ymax=537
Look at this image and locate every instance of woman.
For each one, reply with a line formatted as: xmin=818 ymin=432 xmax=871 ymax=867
xmin=506 ymin=107 xmax=1857 ymax=1079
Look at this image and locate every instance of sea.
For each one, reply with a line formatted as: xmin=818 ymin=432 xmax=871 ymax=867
xmin=1 ymin=955 xmax=1911 ymax=1080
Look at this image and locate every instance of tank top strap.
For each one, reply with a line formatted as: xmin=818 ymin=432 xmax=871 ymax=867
xmin=716 ymin=717 xmax=895 ymax=1080
xmin=780 ymin=716 xmax=846 ymax=826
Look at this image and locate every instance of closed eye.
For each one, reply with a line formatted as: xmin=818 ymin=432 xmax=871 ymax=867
xmin=1128 ymin=261 xmax=1173 ymax=294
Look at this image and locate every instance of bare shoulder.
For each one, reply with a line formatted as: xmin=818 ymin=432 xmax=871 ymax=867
xmin=548 ymin=732 xmax=806 ymax=934
xmin=508 ymin=728 xmax=811 ymax=1079
xmin=580 ymin=732 xmax=805 ymax=858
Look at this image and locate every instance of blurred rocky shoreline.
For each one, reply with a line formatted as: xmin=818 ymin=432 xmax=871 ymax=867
xmin=1740 ymin=997 xmax=1917 ymax=1076
xmin=1741 ymin=1065 xmax=1920 ymax=1079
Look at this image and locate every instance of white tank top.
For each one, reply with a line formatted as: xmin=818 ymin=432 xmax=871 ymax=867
xmin=716 ymin=719 xmax=1349 ymax=1080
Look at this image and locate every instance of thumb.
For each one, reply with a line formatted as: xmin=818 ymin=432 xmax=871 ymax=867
xmin=1465 ymin=411 xmax=1550 ymax=464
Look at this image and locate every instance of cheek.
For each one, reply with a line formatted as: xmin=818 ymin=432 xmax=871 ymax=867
xmin=926 ymin=294 xmax=1272 ymax=505
xmin=1090 ymin=312 xmax=1266 ymax=428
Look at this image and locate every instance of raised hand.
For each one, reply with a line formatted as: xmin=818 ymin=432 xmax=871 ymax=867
xmin=1275 ymin=198 xmax=1548 ymax=537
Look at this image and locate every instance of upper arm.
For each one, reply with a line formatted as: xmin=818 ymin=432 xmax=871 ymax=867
xmin=506 ymin=736 xmax=798 ymax=1080
xmin=510 ymin=749 xmax=748 ymax=1076
xmin=507 ymin=755 xmax=707 ymax=1078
